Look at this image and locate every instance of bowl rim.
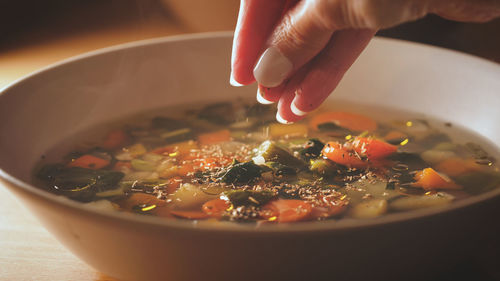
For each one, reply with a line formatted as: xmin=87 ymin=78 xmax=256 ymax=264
xmin=1 ymin=31 xmax=499 ymax=234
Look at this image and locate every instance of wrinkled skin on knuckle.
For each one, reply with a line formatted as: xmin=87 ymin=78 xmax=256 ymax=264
xmin=320 ymin=0 xmax=430 ymax=29
xmin=271 ymin=1 xmax=332 ymax=53
xmin=431 ymin=0 xmax=500 ymax=22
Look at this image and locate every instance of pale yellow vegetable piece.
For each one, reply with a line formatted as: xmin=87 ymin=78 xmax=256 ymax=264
xmin=169 ymin=183 xmax=219 ymax=209
xmin=269 ymin=123 xmax=308 ymax=138
xmin=349 ymin=199 xmax=388 ymax=219
xmin=389 ymin=192 xmax=454 ymax=212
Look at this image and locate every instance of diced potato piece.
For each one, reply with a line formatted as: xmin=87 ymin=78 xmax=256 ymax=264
xmin=389 ymin=192 xmax=454 ymax=212
xmin=269 ymin=123 xmax=308 ymax=138
xmin=420 ymin=150 xmax=456 ymax=165
xmin=168 ymin=183 xmax=219 ymax=209
xmin=349 ymin=199 xmax=388 ymax=219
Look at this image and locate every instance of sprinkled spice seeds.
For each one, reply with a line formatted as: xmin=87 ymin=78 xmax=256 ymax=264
xmin=34 ymin=100 xmax=500 ymax=223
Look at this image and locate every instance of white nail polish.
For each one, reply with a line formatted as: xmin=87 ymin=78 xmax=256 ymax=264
xmin=253 ymin=47 xmax=293 ymax=88
xmin=276 ymin=111 xmax=293 ymax=124
xmin=256 ymin=88 xmax=274 ymax=104
xmin=290 ymin=101 xmax=308 ymax=116
xmin=229 ymin=74 xmax=244 ymax=87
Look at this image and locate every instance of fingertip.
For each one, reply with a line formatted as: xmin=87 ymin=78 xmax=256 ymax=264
xmin=229 ymin=74 xmax=244 ymax=87
xmin=256 ymin=88 xmax=274 ymax=104
xmin=290 ymin=99 xmax=308 ymax=116
xmin=277 ymin=91 xmax=305 ymax=124
xmin=276 ymin=111 xmax=294 ymax=124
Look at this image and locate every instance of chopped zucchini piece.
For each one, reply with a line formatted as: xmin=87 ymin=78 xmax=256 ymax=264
xmin=217 ymin=161 xmax=263 ymax=184
xmin=310 ymin=159 xmax=337 ymax=176
xmin=255 ymin=140 xmax=307 ymax=169
xmin=224 ymin=190 xmax=276 ymax=207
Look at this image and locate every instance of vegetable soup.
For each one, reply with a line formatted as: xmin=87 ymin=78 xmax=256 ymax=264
xmin=34 ymin=100 xmax=500 ymax=223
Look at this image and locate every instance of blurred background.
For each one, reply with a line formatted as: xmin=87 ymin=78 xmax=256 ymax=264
xmin=0 ymin=0 xmax=499 ymax=87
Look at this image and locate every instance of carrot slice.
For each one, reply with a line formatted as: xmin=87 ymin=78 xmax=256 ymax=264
xmin=102 ymin=129 xmax=128 ymax=150
xmin=202 ymin=199 xmax=231 ymax=218
xmin=170 ymin=210 xmax=210 ymax=219
xmin=261 ymin=199 xmax=312 ymax=223
xmin=350 ymin=137 xmax=398 ymax=159
xmin=322 ymin=141 xmax=366 ymax=167
xmin=310 ymin=112 xmax=377 ymax=132
xmin=413 ymin=168 xmax=461 ymax=190
xmin=166 ymin=176 xmax=182 ymax=194
xmin=198 ymin=129 xmax=231 ymax=145
xmin=177 ymin=163 xmax=196 ymax=176
xmin=68 ymin=155 xmax=110 ymax=169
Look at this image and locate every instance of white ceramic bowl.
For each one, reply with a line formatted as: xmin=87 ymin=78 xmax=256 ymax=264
xmin=1 ymin=32 xmax=499 ymax=281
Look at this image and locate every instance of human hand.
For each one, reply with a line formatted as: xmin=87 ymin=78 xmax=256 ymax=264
xmin=230 ymin=0 xmax=500 ymax=123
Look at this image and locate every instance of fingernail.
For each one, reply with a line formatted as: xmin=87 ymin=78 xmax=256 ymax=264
xmin=290 ymin=97 xmax=308 ymax=116
xmin=229 ymin=74 xmax=243 ymax=87
xmin=276 ymin=111 xmax=293 ymax=124
xmin=256 ymin=88 xmax=274 ymax=104
xmin=253 ymin=47 xmax=293 ymax=88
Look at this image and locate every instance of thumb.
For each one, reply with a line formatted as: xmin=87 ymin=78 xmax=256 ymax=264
xmin=252 ymin=0 xmax=431 ymax=88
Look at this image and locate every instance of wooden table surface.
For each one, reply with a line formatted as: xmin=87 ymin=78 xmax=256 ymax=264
xmin=0 ymin=18 xmax=185 ymax=281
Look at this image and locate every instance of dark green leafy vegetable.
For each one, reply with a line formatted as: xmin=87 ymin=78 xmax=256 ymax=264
xmin=37 ymin=164 xmax=124 ymax=201
xmin=256 ymin=141 xmax=307 ymax=169
xmin=265 ymin=162 xmax=297 ymax=177
xmin=298 ymin=138 xmax=325 ymax=161
xmin=317 ymin=122 xmax=351 ymax=136
xmin=152 ymin=117 xmax=189 ymax=130
xmin=160 ymin=128 xmax=193 ymax=144
xmin=225 ymin=190 xmax=276 ymax=206
xmin=197 ymin=102 xmax=235 ymax=125
xmin=218 ymin=161 xmax=263 ymax=184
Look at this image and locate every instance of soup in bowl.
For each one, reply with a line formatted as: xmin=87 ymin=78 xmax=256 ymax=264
xmin=0 ymin=32 xmax=499 ymax=281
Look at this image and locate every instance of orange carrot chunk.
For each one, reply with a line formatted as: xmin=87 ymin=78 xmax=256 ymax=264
xmin=101 ymin=129 xmax=128 ymax=150
xmin=202 ymin=199 xmax=231 ymax=218
xmin=68 ymin=155 xmax=110 ymax=169
xmin=351 ymin=137 xmax=398 ymax=160
xmin=322 ymin=141 xmax=366 ymax=167
xmin=413 ymin=168 xmax=461 ymax=190
xmin=310 ymin=111 xmax=377 ymax=132
xmin=198 ymin=129 xmax=231 ymax=145
xmin=166 ymin=176 xmax=182 ymax=194
xmin=261 ymin=199 xmax=312 ymax=223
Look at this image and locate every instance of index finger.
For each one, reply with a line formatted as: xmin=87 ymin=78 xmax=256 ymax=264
xmin=230 ymin=0 xmax=291 ymax=86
